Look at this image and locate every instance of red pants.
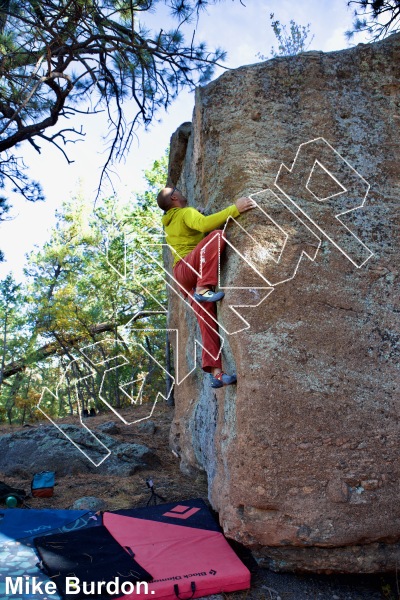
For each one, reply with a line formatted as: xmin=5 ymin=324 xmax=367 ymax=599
xmin=173 ymin=230 xmax=226 ymax=373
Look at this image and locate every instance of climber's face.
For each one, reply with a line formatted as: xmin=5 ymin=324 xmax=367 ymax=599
xmin=170 ymin=187 xmax=188 ymax=208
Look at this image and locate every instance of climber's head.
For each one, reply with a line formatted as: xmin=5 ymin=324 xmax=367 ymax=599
xmin=157 ymin=186 xmax=188 ymax=211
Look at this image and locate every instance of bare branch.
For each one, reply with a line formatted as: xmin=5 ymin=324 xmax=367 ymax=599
xmin=0 ymin=0 xmax=228 ymax=205
xmin=347 ymin=0 xmax=400 ymax=39
xmin=0 ymin=54 xmax=46 ymax=136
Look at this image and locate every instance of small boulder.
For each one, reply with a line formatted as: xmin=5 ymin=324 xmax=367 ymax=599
xmin=71 ymin=496 xmax=106 ymax=511
xmin=97 ymin=421 xmax=120 ymax=435
xmin=138 ymin=420 xmax=157 ymax=435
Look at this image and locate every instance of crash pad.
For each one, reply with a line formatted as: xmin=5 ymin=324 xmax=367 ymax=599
xmin=0 ymin=509 xmax=100 ymax=600
xmin=104 ymin=498 xmax=251 ymax=600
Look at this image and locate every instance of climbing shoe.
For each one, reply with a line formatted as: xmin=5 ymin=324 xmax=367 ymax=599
xmin=210 ymin=372 xmax=237 ymax=388
xmin=194 ymin=289 xmax=225 ymax=303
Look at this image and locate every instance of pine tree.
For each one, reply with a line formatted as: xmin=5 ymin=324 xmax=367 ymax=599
xmin=0 ymin=0 xmax=226 ymax=214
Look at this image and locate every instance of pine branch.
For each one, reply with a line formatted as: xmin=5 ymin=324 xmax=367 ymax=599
xmin=1 ymin=310 xmax=163 ymax=382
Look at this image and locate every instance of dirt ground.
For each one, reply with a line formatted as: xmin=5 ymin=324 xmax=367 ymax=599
xmin=0 ymin=403 xmax=208 ymax=511
xmin=0 ymin=402 xmax=398 ymax=600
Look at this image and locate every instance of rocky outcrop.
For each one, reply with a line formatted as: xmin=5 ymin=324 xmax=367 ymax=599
xmin=167 ymin=34 xmax=400 ymax=572
xmin=167 ymin=121 xmax=192 ymax=187
xmin=0 ymin=424 xmax=159 ymax=476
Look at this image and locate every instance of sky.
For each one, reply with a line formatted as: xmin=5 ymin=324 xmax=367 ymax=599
xmin=0 ymin=0 xmax=369 ymax=281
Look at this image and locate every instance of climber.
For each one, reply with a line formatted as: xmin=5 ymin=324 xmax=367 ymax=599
xmin=157 ymin=186 xmax=256 ymax=388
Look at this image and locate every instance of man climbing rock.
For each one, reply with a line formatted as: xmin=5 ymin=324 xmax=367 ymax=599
xmin=157 ymin=186 xmax=256 ymax=388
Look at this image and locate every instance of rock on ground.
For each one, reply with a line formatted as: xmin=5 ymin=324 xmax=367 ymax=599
xmin=166 ymin=34 xmax=400 ymax=572
xmin=70 ymin=496 xmax=107 ymax=511
xmin=96 ymin=421 xmax=121 ymax=435
xmin=138 ymin=420 xmax=157 ymax=435
xmin=0 ymin=424 xmax=159 ymax=477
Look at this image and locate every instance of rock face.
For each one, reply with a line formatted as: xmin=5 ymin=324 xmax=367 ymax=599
xmin=167 ymin=34 xmax=400 ymax=573
xmin=0 ymin=425 xmax=159 ymax=476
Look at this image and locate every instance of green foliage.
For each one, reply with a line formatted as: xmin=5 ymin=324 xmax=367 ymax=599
xmin=0 ymin=273 xmax=26 ymax=360
xmin=139 ymin=151 xmax=169 ymax=209
xmin=257 ymin=13 xmax=314 ymax=60
xmin=346 ymin=0 xmax=400 ymax=40
xmin=0 ymin=272 xmax=33 ymax=422
xmin=0 ymin=152 xmax=172 ymax=423
xmin=0 ymin=272 xmax=20 ymax=309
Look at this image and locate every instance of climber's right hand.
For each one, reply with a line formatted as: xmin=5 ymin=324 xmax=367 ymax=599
xmin=235 ymin=196 xmax=257 ymax=213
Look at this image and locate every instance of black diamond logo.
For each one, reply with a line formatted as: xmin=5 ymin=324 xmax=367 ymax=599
xmin=209 ymin=569 xmax=217 ymax=575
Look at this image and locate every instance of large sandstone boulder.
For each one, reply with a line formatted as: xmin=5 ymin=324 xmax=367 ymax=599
xmin=167 ymin=34 xmax=400 ymax=572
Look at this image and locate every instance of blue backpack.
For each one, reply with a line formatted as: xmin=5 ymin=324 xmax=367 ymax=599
xmin=31 ymin=471 xmax=55 ymax=498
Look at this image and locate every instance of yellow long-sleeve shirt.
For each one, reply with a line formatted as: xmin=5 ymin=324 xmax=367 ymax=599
xmin=162 ymin=205 xmax=240 ymax=266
